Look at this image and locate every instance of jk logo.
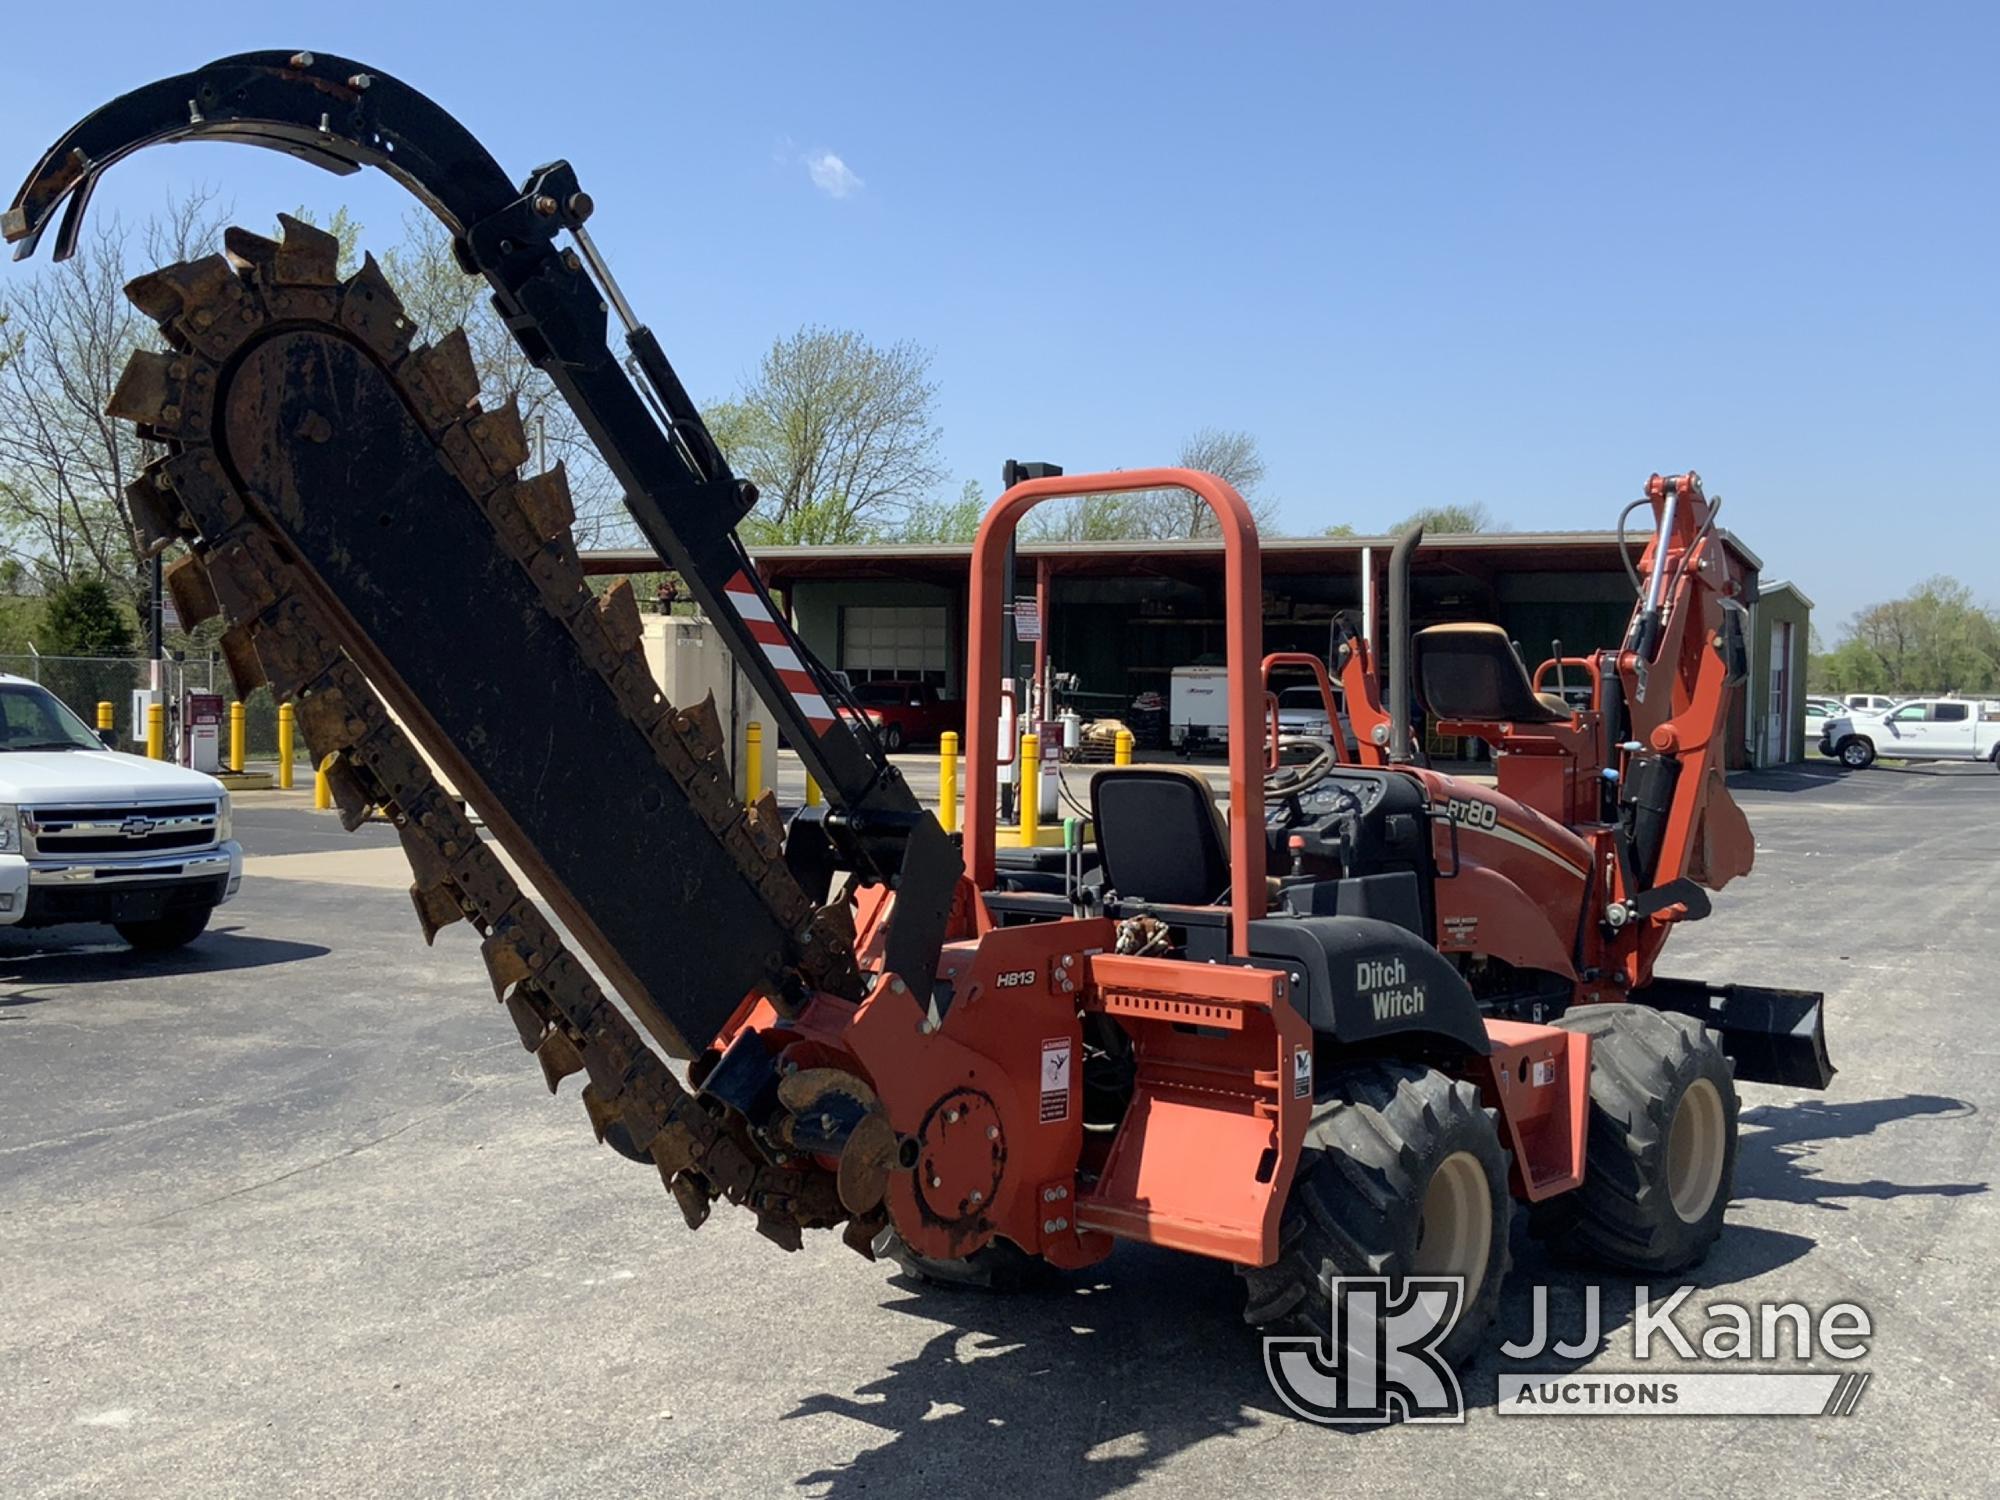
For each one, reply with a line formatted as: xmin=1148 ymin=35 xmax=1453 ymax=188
xmin=1263 ymin=1277 xmax=1467 ymax=1425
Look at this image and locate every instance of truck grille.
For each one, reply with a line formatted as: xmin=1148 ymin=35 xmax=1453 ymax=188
xmin=24 ymin=801 xmax=220 ymax=857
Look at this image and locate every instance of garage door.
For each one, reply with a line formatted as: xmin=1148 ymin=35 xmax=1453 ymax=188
xmin=840 ymin=606 xmax=948 ymax=685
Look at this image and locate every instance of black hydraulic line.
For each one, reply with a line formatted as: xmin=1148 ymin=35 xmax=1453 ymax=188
xmin=1386 ymin=524 xmax=1423 ymax=764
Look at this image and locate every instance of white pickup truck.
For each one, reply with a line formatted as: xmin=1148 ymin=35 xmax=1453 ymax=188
xmin=1819 ymin=696 xmax=2000 ymax=770
xmin=0 ymin=673 xmax=242 ymax=948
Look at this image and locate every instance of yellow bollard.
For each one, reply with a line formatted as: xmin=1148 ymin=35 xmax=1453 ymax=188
xmin=743 ymin=719 xmax=764 ymax=801
xmin=145 ymin=702 xmax=165 ymax=761
xmin=1018 ymin=732 xmax=1041 ymax=847
xmin=804 ymin=773 xmax=822 ymax=807
xmin=938 ymin=731 xmax=959 ymax=833
xmin=229 ymin=701 xmax=246 ymax=773
xmin=314 ymin=753 xmax=333 ymax=811
xmin=277 ymin=703 xmax=296 ymax=789
xmin=1114 ymin=728 xmax=1134 ymax=766
xmin=96 ymin=700 xmax=114 ymax=733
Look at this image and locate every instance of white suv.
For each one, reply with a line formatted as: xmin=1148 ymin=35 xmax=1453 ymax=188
xmin=0 ymin=675 xmax=243 ymax=949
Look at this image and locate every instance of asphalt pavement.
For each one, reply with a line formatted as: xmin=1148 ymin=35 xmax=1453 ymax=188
xmin=1 ymin=763 xmax=1994 ymax=1497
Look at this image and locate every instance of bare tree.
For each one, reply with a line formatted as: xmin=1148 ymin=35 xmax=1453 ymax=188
xmin=1024 ymin=428 xmax=1279 ymax=542
xmin=707 ymin=327 xmax=945 ymax=545
xmin=0 ymin=189 xmax=229 ymax=601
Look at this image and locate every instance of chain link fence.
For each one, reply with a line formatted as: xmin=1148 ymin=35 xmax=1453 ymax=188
xmin=0 ymin=653 xmax=287 ymax=763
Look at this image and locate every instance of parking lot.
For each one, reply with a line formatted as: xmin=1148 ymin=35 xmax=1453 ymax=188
xmin=2 ymin=764 xmax=1995 ymax=1499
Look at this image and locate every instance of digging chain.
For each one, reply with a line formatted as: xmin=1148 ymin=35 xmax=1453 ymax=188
xmin=109 ymin=217 xmax=854 ymax=1247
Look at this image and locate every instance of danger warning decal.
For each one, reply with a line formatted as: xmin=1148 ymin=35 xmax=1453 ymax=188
xmin=723 ymin=570 xmax=835 ymax=732
xmin=1293 ymin=1045 xmax=1313 ymax=1100
xmin=1040 ymin=1037 xmax=1073 ymax=1123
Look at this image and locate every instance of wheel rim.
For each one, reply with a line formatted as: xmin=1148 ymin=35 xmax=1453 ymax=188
xmin=1667 ymin=1078 xmax=1727 ymax=1223
xmin=1843 ymin=743 xmax=1867 ymax=766
xmin=1413 ymin=1150 xmax=1493 ymax=1296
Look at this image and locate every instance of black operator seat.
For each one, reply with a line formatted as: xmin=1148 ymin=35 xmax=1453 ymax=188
xmin=1414 ymin=623 xmax=1573 ymax=723
xmin=1090 ymin=767 xmax=1231 ymax=905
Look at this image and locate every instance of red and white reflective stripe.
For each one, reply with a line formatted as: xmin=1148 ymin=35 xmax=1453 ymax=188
xmin=723 ymin=571 xmax=834 ymax=730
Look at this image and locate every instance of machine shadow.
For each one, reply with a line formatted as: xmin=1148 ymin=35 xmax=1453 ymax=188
xmin=1735 ymin=1092 xmax=1987 ymax=1208
xmin=0 ymin=924 xmax=329 ymax=992
xmin=782 ymin=1220 xmax=1817 ymax=1498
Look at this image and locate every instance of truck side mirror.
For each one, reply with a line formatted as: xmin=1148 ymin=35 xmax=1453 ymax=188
xmin=97 ymin=728 xmax=117 ymax=749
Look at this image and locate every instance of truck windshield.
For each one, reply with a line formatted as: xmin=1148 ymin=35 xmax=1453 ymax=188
xmin=0 ymin=684 xmax=106 ymax=751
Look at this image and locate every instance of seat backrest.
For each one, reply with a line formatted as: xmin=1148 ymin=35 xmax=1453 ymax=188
xmin=1414 ymin=623 xmax=1571 ymax=724
xmin=1089 ymin=767 xmax=1232 ymax=906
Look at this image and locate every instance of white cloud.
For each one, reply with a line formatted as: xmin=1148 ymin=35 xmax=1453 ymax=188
xmin=805 ymin=150 xmax=864 ymax=200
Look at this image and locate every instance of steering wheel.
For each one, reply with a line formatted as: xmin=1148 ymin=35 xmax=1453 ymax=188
xmin=1264 ymin=734 xmax=1341 ymax=800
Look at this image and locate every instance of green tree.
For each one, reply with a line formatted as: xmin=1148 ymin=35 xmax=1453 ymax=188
xmin=708 ymin=326 xmax=945 ymax=544
xmin=1810 ymin=575 xmax=2000 ymax=695
xmin=1393 ymin=501 xmax=1498 ymax=535
xmin=40 ymin=575 xmax=137 ymax=656
xmin=898 ymin=479 xmax=987 ymax=543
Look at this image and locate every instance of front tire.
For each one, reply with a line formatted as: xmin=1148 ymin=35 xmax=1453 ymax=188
xmin=1240 ymin=1063 xmax=1512 ymax=1369
xmin=875 ymin=1228 xmax=1047 ymax=1292
xmin=1530 ymin=1005 xmax=1738 ymax=1273
xmin=1839 ymin=736 xmax=1876 ymax=769
xmin=115 ymin=905 xmax=213 ymax=952
xmin=881 ymin=724 xmax=905 ymax=753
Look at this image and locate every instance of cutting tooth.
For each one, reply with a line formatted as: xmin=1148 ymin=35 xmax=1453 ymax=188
xmin=222 ymin=225 xmax=282 ymax=280
xmin=123 ymin=254 xmax=238 ymax=326
xmin=540 ymin=1031 xmax=587 ymax=1095
xmin=163 ymin=553 xmax=219 ymax=630
xmin=678 ymin=693 xmax=725 ymax=761
xmin=219 ymin=624 xmax=266 ymax=697
xmin=410 ymin=881 xmax=465 ymax=945
xmin=465 ymin=400 xmax=530 ymax=478
xmin=403 ymin=328 xmax=481 ymax=427
xmin=480 ymin=929 xmax=535 ymax=1001
xmin=596 ymin=578 xmax=642 ymax=656
xmin=667 ymin=1170 xmax=712 ymax=1230
xmin=125 ymin=471 xmax=187 ymax=555
xmin=512 ymin=463 xmax=574 ymax=542
xmin=105 ymin=348 xmax=180 ymax=426
xmin=503 ymin=990 xmax=549 ymax=1051
xmin=275 ymin=213 xmax=341 ymax=285
xmin=337 ymin=253 xmax=415 ymax=362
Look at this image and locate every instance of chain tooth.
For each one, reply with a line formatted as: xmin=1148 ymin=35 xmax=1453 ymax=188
xmin=219 ymin=624 xmax=266 ymax=696
xmin=105 ymin=348 xmax=182 ymax=427
xmin=511 ymin=463 xmax=574 ymax=542
xmin=273 ymin=213 xmax=342 ymax=286
xmin=402 ymin=328 xmax=481 ymax=431
xmin=337 ymin=252 xmax=415 ymax=363
xmin=162 ymin=554 xmax=220 ymax=631
xmin=125 ymin=471 xmax=189 ymax=556
xmin=410 ymin=881 xmax=466 ymax=945
xmin=595 ymin=579 xmax=642 ymax=657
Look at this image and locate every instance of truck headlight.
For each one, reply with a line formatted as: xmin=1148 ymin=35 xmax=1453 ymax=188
xmin=0 ymin=805 xmax=16 ymax=853
xmin=215 ymin=792 xmax=232 ymax=843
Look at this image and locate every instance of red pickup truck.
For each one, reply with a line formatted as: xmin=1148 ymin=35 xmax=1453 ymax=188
xmin=837 ymin=680 xmax=959 ymax=751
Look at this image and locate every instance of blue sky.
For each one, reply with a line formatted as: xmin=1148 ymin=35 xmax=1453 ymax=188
xmin=6 ymin=2 xmax=1994 ymax=628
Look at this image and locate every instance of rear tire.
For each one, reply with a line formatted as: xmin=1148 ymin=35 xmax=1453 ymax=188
xmin=1530 ymin=1005 xmax=1738 ymax=1273
xmin=115 ymin=905 xmax=213 ymax=952
xmin=1839 ymin=736 xmax=1876 ymax=769
xmin=1239 ymin=1062 xmax=1512 ymax=1369
xmin=882 ymin=724 xmax=905 ymax=753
